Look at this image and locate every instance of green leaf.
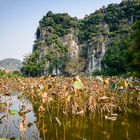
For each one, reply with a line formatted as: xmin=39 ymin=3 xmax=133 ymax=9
xmin=111 ymin=83 xmax=116 ymax=90
xmin=9 ymin=110 xmax=18 ymax=116
xmin=0 ymin=103 xmax=7 ymax=108
xmin=73 ymin=80 xmax=83 ymax=89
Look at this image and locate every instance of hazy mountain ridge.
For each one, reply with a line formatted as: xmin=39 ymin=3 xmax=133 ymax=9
xmin=0 ymin=58 xmax=22 ymax=71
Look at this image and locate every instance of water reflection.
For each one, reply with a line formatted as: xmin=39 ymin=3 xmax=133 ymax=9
xmin=0 ymin=93 xmax=41 ymax=140
xmin=35 ymin=112 xmax=140 ymax=140
xmin=0 ymin=93 xmax=140 ymax=140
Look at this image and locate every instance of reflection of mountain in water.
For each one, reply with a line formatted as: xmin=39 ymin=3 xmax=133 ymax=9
xmin=0 ymin=58 xmax=22 ymax=71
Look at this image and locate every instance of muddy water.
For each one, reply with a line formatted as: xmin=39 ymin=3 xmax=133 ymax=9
xmin=36 ymin=113 xmax=140 ymax=140
xmin=0 ymin=93 xmax=41 ymax=139
xmin=0 ymin=93 xmax=140 ymax=140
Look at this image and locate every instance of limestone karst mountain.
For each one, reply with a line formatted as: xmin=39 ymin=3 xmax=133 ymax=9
xmin=22 ymin=0 xmax=140 ymax=76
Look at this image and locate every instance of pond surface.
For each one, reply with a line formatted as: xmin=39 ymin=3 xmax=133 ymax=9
xmin=0 ymin=93 xmax=140 ymax=140
xmin=0 ymin=93 xmax=41 ymax=140
xmin=36 ymin=113 xmax=140 ymax=140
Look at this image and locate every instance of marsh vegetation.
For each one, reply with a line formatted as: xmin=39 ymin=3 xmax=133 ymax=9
xmin=0 ymin=76 xmax=139 ymax=139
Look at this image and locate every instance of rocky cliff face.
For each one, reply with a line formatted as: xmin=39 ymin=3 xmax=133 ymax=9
xmin=86 ymin=34 xmax=107 ymax=73
xmin=34 ymin=26 xmax=79 ymax=75
xmin=43 ymin=33 xmax=80 ymax=75
xmin=86 ymin=22 xmax=109 ymax=73
xmin=22 ymin=0 xmax=140 ymax=76
xmin=63 ymin=34 xmax=79 ymax=59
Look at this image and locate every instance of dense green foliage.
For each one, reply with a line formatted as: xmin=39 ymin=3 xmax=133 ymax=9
xmin=102 ymin=20 xmax=140 ymax=76
xmin=102 ymin=40 xmax=129 ymax=75
xmin=22 ymin=52 xmax=45 ymax=76
xmin=38 ymin=11 xmax=79 ymax=37
xmin=127 ymin=20 xmax=140 ymax=76
xmin=22 ymin=0 xmax=140 ymax=77
xmin=0 ymin=70 xmax=23 ymax=78
xmin=79 ymin=0 xmax=140 ymax=42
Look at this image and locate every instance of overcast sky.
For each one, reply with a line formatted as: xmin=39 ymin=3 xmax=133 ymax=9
xmin=0 ymin=0 xmax=122 ymax=61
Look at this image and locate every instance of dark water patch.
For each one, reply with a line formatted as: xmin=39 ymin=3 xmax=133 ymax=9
xmin=33 ymin=111 xmax=140 ymax=140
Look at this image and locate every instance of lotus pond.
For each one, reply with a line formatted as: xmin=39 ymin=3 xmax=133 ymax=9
xmin=0 ymin=76 xmax=140 ymax=140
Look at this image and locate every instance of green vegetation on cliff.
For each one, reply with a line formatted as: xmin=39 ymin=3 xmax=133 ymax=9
xmin=128 ymin=20 xmax=140 ymax=73
xmin=22 ymin=12 xmax=78 ymax=76
xmin=102 ymin=20 xmax=140 ymax=76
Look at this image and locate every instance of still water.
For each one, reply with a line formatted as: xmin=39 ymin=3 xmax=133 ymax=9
xmin=0 ymin=93 xmax=41 ymax=139
xmin=36 ymin=112 xmax=140 ymax=140
xmin=0 ymin=93 xmax=140 ymax=140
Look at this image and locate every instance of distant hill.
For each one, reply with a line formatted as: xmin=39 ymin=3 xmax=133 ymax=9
xmin=0 ymin=58 xmax=22 ymax=71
